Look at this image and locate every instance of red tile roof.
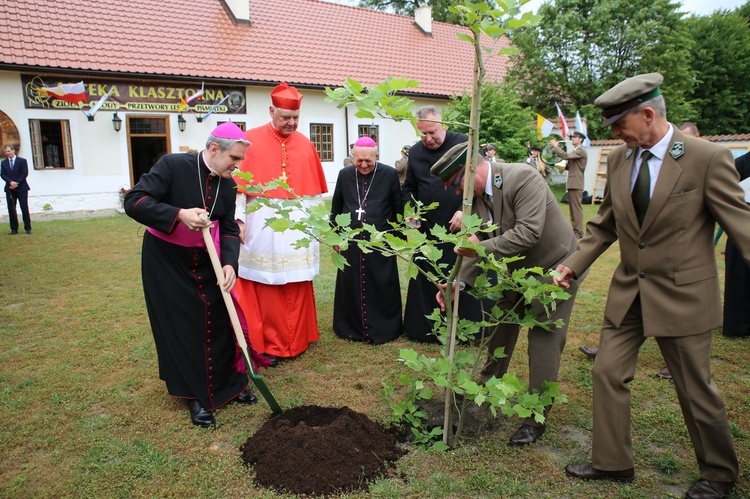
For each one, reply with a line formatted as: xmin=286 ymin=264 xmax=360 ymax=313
xmin=1 ymin=0 xmax=510 ymax=98
xmin=592 ymin=134 xmax=750 ymax=147
xmin=589 ymin=139 xmax=626 ymax=146
xmin=703 ymin=133 xmax=750 ymax=142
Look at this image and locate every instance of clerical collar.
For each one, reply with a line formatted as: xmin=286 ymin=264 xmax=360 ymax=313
xmin=200 ymin=150 xmax=219 ymax=177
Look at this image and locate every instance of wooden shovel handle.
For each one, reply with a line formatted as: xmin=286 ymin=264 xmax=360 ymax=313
xmin=200 ymin=225 xmax=283 ymax=416
xmin=200 ymin=227 xmax=249 ymax=351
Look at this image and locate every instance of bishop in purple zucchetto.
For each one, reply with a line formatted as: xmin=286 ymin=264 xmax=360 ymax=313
xmin=211 ymin=122 xmax=246 ymax=140
xmin=354 ymin=136 xmax=377 ymax=148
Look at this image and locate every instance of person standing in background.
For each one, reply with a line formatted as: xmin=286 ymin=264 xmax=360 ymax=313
xmin=550 ymin=131 xmax=588 ymax=238
xmin=1 ymin=145 xmax=32 ymax=235
xmin=400 ymin=105 xmax=487 ymax=343
xmin=394 ymin=144 xmax=410 ymax=186
xmin=330 ymin=137 xmax=403 ymax=344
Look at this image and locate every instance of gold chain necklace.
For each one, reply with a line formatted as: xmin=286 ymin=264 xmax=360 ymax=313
xmin=267 ymin=124 xmax=290 ymax=182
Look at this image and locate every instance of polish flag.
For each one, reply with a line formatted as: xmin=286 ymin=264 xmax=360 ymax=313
xmin=179 ymin=82 xmax=205 ymax=112
xmin=555 ymin=103 xmax=569 ymax=138
xmin=36 ymin=81 xmax=88 ymax=104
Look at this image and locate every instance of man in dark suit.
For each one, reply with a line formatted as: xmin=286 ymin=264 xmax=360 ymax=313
xmin=401 ymin=105 xmax=486 ymax=342
xmin=555 ymin=73 xmax=748 ymax=499
xmin=722 ymin=151 xmax=750 ymax=338
xmin=434 ymin=144 xmax=584 ymax=446
xmin=1 ymin=144 xmax=32 ymax=235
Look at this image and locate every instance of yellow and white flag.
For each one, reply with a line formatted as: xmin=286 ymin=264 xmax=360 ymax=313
xmin=536 ymin=114 xmax=554 ymax=140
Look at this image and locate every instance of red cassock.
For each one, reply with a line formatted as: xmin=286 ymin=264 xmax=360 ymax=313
xmin=234 ymin=124 xmax=328 ymax=358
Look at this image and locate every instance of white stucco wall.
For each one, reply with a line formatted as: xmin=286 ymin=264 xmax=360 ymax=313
xmin=0 ymin=72 xmax=442 ymax=216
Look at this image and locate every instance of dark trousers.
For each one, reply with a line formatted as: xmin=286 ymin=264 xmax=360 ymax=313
xmin=6 ymin=189 xmax=31 ymax=232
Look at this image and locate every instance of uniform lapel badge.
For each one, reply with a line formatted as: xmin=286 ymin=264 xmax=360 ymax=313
xmin=625 ymin=148 xmax=634 ymax=159
xmin=670 ymin=142 xmax=685 ymax=159
xmin=493 ymin=173 xmax=503 ymax=189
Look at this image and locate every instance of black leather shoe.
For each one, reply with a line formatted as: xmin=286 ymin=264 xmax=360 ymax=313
xmin=579 ymin=346 xmax=598 ymax=359
xmin=10 ymin=230 xmax=18 ymax=235
xmin=235 ymin=390 xmax=258 ymax=405
xmin=565 ymin=462 xmax=635 ymax=482
xmin=509 ymin=423 xmax=545 ymax=446
xmin=25 ymin=230 xmax=32 ymax=235
xmin=188 ymin=400 xmax=215 ymax=427
xmin=684 ymin=479 xmax=735 ymax=498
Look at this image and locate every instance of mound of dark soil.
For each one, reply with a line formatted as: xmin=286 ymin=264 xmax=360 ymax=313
xmin=239 ymin=405 xmax=407 ymax=496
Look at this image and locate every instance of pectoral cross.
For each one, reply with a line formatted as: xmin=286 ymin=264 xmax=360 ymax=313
xmin=355 ymin=207 xmax=365 ymax=221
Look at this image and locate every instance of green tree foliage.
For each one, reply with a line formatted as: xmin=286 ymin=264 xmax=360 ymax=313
xmin=357 ymin=0 xmax=498 ymax=24
xmin=507 ymin=0 xmax=695 ymax=139
xmin=443 ymin=83 xmax=536 ymax=161
xmin=737 ymin=0 xmax=750 ymax=20
xmin=684 ymin=9 xmax=750 ymax=135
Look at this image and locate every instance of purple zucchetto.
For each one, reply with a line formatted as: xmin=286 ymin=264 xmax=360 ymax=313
xmin=211 ymin=122 xmax=246 ymax=140
xmin=354 ymin=136 xmax=377 ymax=148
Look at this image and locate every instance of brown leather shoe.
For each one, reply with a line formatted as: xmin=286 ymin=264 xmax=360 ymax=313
xmin=578 ymin=346 xmax=598 ymax=359
xmin=684 ymin=479 xmax=735 ymax=498
xmin=508 ymin=423 xmax=545 ymax=446
xmin=656 ymin=367 xmax=672 ymax=380
xmin=565 ymin=462 xmax=634 ymax=482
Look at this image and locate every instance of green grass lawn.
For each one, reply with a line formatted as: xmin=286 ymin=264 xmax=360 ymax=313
xmin=0 ymin=205 xmax=748 ymax=498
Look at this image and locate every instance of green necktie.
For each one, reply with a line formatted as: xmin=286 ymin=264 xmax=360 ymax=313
xmin=632 ymin=150 xmax=652 ymax=226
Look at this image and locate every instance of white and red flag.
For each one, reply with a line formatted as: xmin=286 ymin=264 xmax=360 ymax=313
xmin=555 ymin=103 xmax=569 ymax=138
xmin=179 ymin=82 xmax=205 ymax=112
xmin=36 ymin=81 xmax=88 ymax=104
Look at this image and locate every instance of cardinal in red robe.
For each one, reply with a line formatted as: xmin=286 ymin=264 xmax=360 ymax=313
xmin=234 ymin=82 xmax=328 ymax=364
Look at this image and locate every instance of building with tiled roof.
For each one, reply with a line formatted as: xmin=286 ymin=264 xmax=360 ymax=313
xmin=584 ymin=135 xmax=750 ymax=202
xmin=0 ymin=0 xmax=512 ymax=215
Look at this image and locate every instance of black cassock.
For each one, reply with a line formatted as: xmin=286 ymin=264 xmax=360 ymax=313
xmin=400 ymin=131 xmax=488 ymax=343
xmin=330 ymin=163 xmax=403 ymax=344
xmin=723 ymin=152 xmax=750 ymax=337
xmin=124 ymin=152 xmax=248 ymax=410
